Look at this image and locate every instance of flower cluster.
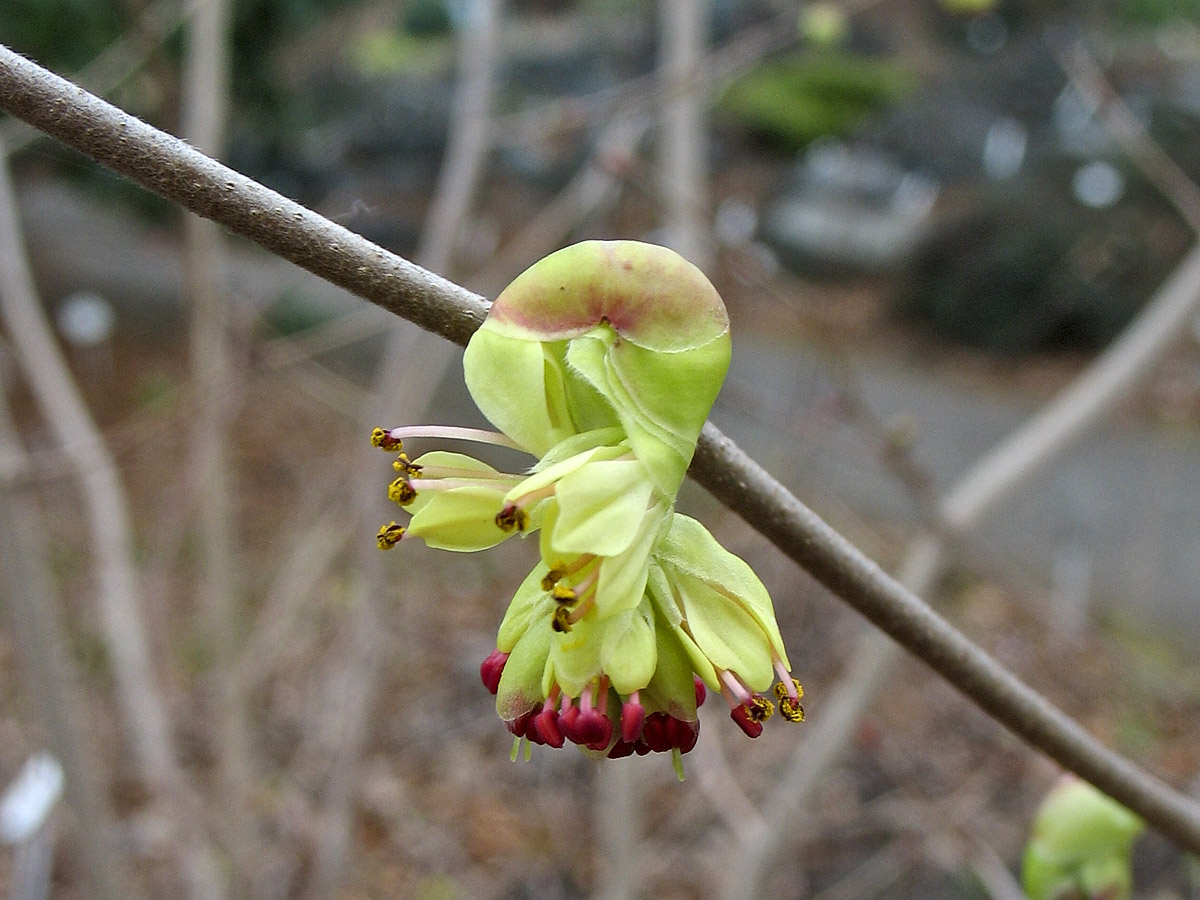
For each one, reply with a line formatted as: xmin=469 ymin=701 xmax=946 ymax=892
xmin=375 ymin=241 xmax=802 ymax=768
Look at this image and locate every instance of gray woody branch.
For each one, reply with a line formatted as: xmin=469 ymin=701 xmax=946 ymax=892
xmin=2 ymin=43 xmax=1199 ymax=853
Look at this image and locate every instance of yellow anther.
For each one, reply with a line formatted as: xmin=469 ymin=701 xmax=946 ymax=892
xmin=371 ymin=427 xmax=402 ymax=452
xmin=552 ymin=584 xmax=577 ymax=604
xmin=552 ymin=606 xmax=573 ymax=633
xmin=495 ymin=505 xmax=529 ymax=533
xmin=388 ymin=477 xmax=417 ymax=507
xmin=392 ymin=453 xmax=422 ymax=475
xmin=541 ymin=567 xmax=565 ymax=591
xmin=779 ymin=698 xmax=805 ymax=722
xmin=747 ymin=696 xmax=775 ymax=723
xmin=376 ymin=521 xmax=405 ymax=550
xmin=773 ymin=678 xmax=804 ymax=702
xmin=773 ymin=679 xmax=804 ymax=722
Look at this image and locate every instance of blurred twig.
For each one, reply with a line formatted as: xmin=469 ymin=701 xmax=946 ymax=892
xmin=716 ymin=30 xmax=1200 ymax=897
xmin=0 ymin=138 xmax=226 ymax=900
xmin=179 ymin=0 xmax=259 ymax=882
xmin=4 ymin=45 xmax=1200 ymax=857
xmin=305 ymin=1 xmax=502 ymax=894
xmin=719 ymin=234 xmax=1200 ymax=895
xmin=658 ymin=0 xmax=711 ymax=270
xmin=1054 ymin=38 xmax=1200 ymax=235
xmin=0 ymin=371 xmax=134 ymax=900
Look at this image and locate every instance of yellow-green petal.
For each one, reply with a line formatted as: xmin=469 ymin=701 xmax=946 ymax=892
xmin=496 ymin=618 xmax=552 ymax=720
xmin=600 ymin=600 xmax=657 ymax=695
xmin=593 ymin=500 xmax=670 ymax=618
xmin=670 ymin=569 xmax=775 ymax=690
xmin=496 ymin=563 xmax=555 ymax=653
xmin=657 ymin=514 xmax=790 ymax=667
xmin=550 ymin=458 xmax=655 ymax=556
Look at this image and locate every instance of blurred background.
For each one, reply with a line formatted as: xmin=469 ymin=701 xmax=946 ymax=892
xmin=0 ymin=0 xmax=1199 ymax=898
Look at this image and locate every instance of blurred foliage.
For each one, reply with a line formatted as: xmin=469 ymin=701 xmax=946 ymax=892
xmin=936 ymin=0 xmax=1000 ymax=14
xmin=0 ymin=0 xmax=362 ymax=111
xmin=349 ymin=26 xmax=453 ymax=78
xmin=1117 ymin=0 xmax=1200 ymax=25
xmin=231 ymin=0 xmax=363 ymax=112
xmin=1 ymin=0 xmax=127 ymax=71
xmin=798 ymin=3 xmax=851 ymax=48
xmin=717 ymin=53 xmax=916 ymax=151
xmin=402 ymin=0 xmax=454 ymax=35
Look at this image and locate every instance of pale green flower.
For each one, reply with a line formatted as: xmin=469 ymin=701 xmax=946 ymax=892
xmin=375 ymin=240 xmax=802 ymax=762
xmin=1022 ymin=777 xmax=1144 ymax=900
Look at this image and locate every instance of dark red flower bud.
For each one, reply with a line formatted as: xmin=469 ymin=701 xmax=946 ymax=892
xmin=532 ymin=707 xmax=564 ymax=748
xmin=670 ymin=717 xmax=700 ymax=754
xmin=607 ymin=740 xmax=636 ymax=759
xmin=621 ymin=698 xmax=646 ymax=743
xmin=730 ymin=704 xmax=764 ymax=738
xmin=558 ymin=704 xmax=582 ymax=744
xmin=641 ymin=713 xmax=672 ymax=753
xmin=480 ymin=650 xmax=509 ymax=695
xmin=506 ymin=710 xmax=535 ymax=738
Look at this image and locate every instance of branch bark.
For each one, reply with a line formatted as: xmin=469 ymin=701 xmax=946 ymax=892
xmin=3 ymin=43 xmax=1200 ymax=856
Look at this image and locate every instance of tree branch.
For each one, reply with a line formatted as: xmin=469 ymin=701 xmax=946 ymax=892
xmin=3 ymin=43 xmax=1200 ymax=854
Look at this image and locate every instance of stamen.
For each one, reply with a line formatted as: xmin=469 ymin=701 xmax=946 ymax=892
xmin=607 ymin=740 xmax=636 ymax=759
xmin=532 ymin=697 xmax=564 ymax=748
xmin=383 ymin=425 xmax=524 ymax=451
xmin=376 ymin=522 xmax=405 ymax=549
xmin=559 ymin=701 xmax=581 ymax=744
xmin=495 ymin=504 xmax=530 ymax=533
xmin=552 ymin=606 xmax=573 ymax=633
xmin=566 ymin=593 xmax=595 ymax=624
xmin=542 ymin=566 xmax=566 ymax=591
xmin=774 ymin=658 xmax=799 ymax=700
xmin=409 ymin=477 xmax=503 ymax=493
xmin=552 ymin=584 xmax=577 ymax=604
xmin=541 ymin=555 xmax=597 ymax=592
xmin=392 ymin=453 xmax=422 ymax=474
xmin=413 ymin=464 xmax=518 ymax=482
xmin=506 ymin=482 xmax=557 ymax=509
xmin=746 ymin=695 xmax=775 ymax=723
xmin=774 ymin=679 xmax=805 ymax=722
xmin=387 ymin=478 xmax=417 ymax=506
xmin=642 ymin=713 xmax=669 ymax=752
xmin=719 ymin=670 xmax=752 ymax=705
xmin=670 ymin=717 xmax=700 ymax=754
xmin=562 ymin=554 xmax=597 ymax=577
xmin=572 ymin=567 xmax=600 ymax=599
xmin=370 ymin=427 xmax=402 ymax=452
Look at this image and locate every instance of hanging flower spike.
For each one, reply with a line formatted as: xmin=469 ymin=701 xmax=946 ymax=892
xmin=375 ymin=240 xmax=802 ymax=765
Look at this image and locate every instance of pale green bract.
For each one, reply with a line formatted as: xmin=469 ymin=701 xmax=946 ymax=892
xmin=373 ymin=240 xmax=803 ymax=765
